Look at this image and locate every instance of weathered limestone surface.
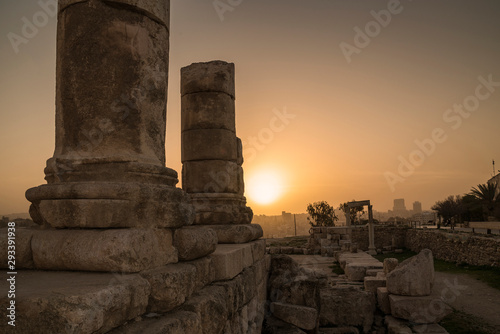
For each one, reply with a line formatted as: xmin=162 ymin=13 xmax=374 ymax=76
xmin=412 ymin=323 xmax=449 ymax=333
xmin=377 ymin=287 xmax=391 ymax=314
xmin=319 ymin=286 xmax=376 ymax=332
xmin=179 ymin=285 xmax=228 ymax=334
xmin=386 ymin=249 xmax=434 ymax=296
xmin=27 ymin=184 xmax=194 ymax=228
xmin=190 ymin=193 xmax=253 ymax=225
xmin=173 ymin=226 xmax=217 ymax=261
xmin=31 ymin=228 xmax=177 ymax=272
xmin=270 ymin=302 xmax=318 ymax=330
xmin=181 ymin=61 xmax=253 ymax=226
xmin=26 ymin=0 xmax=195 ymax=234
xmin=19 ymin=1 xmax=267 ymax=333
xmin=0 ymin=271 xmax=150 ymax=334
xmin=364 ymin=276 xmax=386 ymax=293
xmin=140 ymin=257 xmax=214 ymax=313
xmin=0 ymin=227 xmax=36 ymax=269
xmin=181 ymin=61 xmax=235 ymax=98
xmin=340 ymin=252 xmax=383 ymax=282
xmin=179 ymin=261 xmax=267 ymax=334
xmin=264 ymin=317 xmax=308 ymax=334
xmin=389 ymin=294 xmax=452 ymax=323
xmin=108 ymin=311 xmax=202 ymax=334
xmin=268 ymin=255 xmax=323 ymax=310
xmin=109 ymin=255 xmax=268 ymax=334
xmin=383 ymin=258 xmax=399 ymax=275
xmin=59 ymin=0 xmax=171 ymax=28
xmin=182 ymin=129 xmax=238 ymax=162
xmin=406 ymin=229 xmax=500 ymax=267
xmin=319 ymin=327 xmax=360 ymax=334
xmin=182 ymin=160 xmax=242 ymax=194
xmin=207 ymin=224 xmax=263 ymax=244
xmin=385 ymin=316 xmax=412 ymax=334
xmin=181 ymin=92 xmax=235 ymax=132
xmin=209 ymin=242 xmax=260 ymax=281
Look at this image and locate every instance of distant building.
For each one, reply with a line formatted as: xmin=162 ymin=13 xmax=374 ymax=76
xmin=393 ymin=198 xmax=409 ymax=218
xmin=253 ymin=212 xmax=310 ymax=238
xmin=393 ymin=198 xmax=406 ymax=211
xmin=413 ymin=201 xmax=422 ymax=214
xmin=411 ymin=211 xmax=437 ymax=225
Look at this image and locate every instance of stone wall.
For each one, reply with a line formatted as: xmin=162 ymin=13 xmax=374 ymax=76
xmin=351 ymin=226 xmax=408 ymax=251
xmin=307 ymin=225 xmax=500 ymax=267
xmin=405 ymin=229 xmax=500 ymax=267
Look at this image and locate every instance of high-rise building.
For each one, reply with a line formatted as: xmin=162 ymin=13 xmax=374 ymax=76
xmin=393 ymin=199 xmax=406 ymax=211
xmin=393 ymin=198 xmax=408 ymax=217
xmin=413 ymin=201 xmax=422 ymax=213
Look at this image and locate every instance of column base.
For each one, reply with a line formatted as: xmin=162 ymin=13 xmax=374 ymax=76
xmin=26 ymin=181 xmax=195 ymax=228
xmin=189 ymin=193 xmax=253 ymax=225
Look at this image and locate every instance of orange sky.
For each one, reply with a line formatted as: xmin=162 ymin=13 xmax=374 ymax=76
xmin=1 ymin=0 xmax=499 ymax=215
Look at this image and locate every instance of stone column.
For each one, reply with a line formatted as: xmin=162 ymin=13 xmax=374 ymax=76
xmin=24 ymin=0 xmax=195 ymax=272
xmin=368 ymin=205 xmax=376 ymax=255
xmin=181 ymin=61 xmax=261 ymax=243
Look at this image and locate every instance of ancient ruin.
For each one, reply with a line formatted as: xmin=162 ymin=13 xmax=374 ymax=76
xmin=2 ymin=1 xmax=497 ymax=333
xmin=180 ymin=61 xmax=261 ymax=242
xmin=1 ymin=1 xmax=267 ymax=333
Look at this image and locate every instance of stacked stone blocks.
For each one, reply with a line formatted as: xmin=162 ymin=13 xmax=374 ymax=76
xmin=0 ymin=1 xmax=267 ymax=333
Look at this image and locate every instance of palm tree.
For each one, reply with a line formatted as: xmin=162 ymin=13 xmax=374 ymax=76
xmin=431 ymin=195 xmax=463 ymax=229
xmin=469 ymin=182 xmax=499 ymax=221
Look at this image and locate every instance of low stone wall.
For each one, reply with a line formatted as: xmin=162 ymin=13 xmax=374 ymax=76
xmin=405 ymin=229 xmax=500 ymax=267
xmin=351 ymin=226 xmax=407 ymax=251
xmin=307 ymin=226 xmax=500 ymax=267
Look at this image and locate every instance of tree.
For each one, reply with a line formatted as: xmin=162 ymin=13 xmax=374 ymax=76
xmin=306 ymin=201 xmax=338 ymax=227
xmin=338 ymin=201 xmax=365 ymax=225
xmin=431 ymin=195 xmax=463 ymax=229
xmin=469 ymin=182 xmax=499 ymax=221
xmin=462 ymin=194 xmax=484 ymax=223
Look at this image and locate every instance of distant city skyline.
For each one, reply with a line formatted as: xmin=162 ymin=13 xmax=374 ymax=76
xmin=1 ymin=0 xmax=499 ymax=215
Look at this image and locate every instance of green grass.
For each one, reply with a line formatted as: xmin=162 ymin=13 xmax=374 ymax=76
xmin=373 ymin=249 xmax=417 ymax=263
xmin=374 ymin=249 xmax=500 ymax=291
xmin=267 ymin=236 xmax=308 ymax=248
xmin=440 ymin=309 xmax=498 ymax=334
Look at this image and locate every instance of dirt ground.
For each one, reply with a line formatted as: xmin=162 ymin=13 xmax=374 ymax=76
xmin=433 ymin=271 xmax=500 ymax=331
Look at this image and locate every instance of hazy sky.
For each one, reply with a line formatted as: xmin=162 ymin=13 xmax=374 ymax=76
xmin=1 ymin=0 xmax=499 ymax=215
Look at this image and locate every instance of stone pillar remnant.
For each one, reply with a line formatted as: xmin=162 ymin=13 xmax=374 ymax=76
xmin=368 ymin=204 xmax=376 ymax=255
xmin=181 ymin=61 xmax=256 ymax=233
xmin=25 ymin=0 xmax=195 ymax=272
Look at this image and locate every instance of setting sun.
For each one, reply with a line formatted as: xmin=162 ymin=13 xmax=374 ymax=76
xmin=246 ymin=170 xmax=284 ymax=205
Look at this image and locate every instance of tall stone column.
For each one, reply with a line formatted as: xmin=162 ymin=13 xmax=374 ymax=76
xmin=181 ymin=61 xmax=261 ymax=243
xmin=24 ymin=0 xmax=195 ymax=272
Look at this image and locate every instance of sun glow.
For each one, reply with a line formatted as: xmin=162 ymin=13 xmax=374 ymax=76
xmin=246 ymin=169 xmax=285 ymax=205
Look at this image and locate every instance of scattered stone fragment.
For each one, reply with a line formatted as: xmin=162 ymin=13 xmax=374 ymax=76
xmin=389 ymin=294 xmax=452 ymax=323
xmin=386 ymin=249 xmax=434 ymax=296
xmin=270 ymin=302 xmax=318 ymax=330
xmin=383 ymin=258 xmax=399 ymax=275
